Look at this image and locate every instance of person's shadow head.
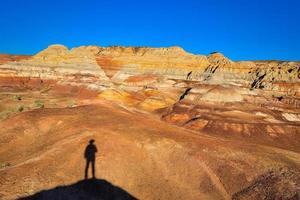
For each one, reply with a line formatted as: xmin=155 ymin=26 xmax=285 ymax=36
xmin=84 ymin=139 xmax=98 ymax=179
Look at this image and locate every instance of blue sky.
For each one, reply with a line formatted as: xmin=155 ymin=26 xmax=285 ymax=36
xmin=0 ymin=0 xmax=299 ymax=61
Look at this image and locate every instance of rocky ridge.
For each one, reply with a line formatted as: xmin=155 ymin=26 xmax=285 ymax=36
xmin=1 ymin=44 xmax=299 ymax=97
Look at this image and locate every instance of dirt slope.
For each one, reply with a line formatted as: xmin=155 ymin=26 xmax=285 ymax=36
xmin=0 ymin=102 xmax=299 ymax=200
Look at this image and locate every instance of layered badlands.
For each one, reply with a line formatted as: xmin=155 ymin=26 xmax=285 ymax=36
xmin=0 ymin=45 xmax=299 ymax=199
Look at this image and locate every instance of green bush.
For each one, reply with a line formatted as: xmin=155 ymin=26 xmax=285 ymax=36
xmin=14 ymin=95 xmax=22 ymax=101
xmin=0 ymin=162 xmax=10 ymax=169
xmin=35 ymin=100 xmax=44 ymax=108
xmin=18 ymin=105 xmax=24 ymax=112
xmin=68 ymin=100 xmax=76 ymax=107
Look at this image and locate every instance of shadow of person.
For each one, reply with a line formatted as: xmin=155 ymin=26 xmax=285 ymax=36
xmin=17 ymin=179 xmax=137 ymax=200
xmin=84 ymin=139 xmax=98 ymax=179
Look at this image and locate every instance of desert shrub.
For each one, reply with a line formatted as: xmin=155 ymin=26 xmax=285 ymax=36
xmin=0 ymin=162 xmax=10 ymax=169
xmin=68 ymin=100 xmax=76 ymax=107
xmin=18 ymin=105 xmax=24 ymax=112
xmin=35 ymin=100 xmax=44 ymax=108
xmin=14 ymin=95 xmax=22 ymax=101
xmin=40 ymin=86 xmax=52 ymax=93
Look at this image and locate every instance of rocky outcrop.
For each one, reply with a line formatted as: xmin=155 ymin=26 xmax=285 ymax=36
xmin=95 ymin=48 xmax=299 ymax=98
xmin=161 ymin=82 xmax=300 ymax=152
xmin=0 ymin=54 xmax=31 ymax=65
xmin=0 ymin=45 xmax=111 ymax=90
xmin=1 ymin=45 xmax=299 ymax=97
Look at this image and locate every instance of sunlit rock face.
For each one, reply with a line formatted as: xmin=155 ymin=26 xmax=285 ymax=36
xmin=0 ymin=54 xmax=31 ymax=65
xmin=1 ymin=44 xmax=299 ymax=96
xmin=0 ymin=45 xmax=299 ymax=134
xmin=94 ymin=47 xmax=300 ymax=98
xmin=0 ymin=45 xmax=299 ymax=200
xmin=0 ymin=45 xmax=111 ymax=90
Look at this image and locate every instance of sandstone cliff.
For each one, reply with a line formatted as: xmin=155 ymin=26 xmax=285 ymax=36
xmin=2 ymin=44 xmax=299 ymax=97
xmin=0 ymin=45 xmax=111 ymax=90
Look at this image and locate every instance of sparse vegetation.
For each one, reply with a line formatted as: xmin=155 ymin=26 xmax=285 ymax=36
xmin=18 ymin=105 xmax=24 ymax=112
xmin=0 ymin=162 xmax=10 ymax=169
xmin=14 ymin=94 xmax=22 ymax=101
xmin=68 ymin=100 xmax=76 ymax=107
xmin=40 ymin=86 xmax=52 ymax=93
xmin=0 ymin=106 xmax=24 ymax=120
xmin=35 ymin=100 xmax=45 ymax=108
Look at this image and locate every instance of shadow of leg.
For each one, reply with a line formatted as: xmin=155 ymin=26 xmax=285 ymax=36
xmin=85 ymin=160 xmax=90 ymax=179
xmin=92 ymin=159 xmax=96 ymax=179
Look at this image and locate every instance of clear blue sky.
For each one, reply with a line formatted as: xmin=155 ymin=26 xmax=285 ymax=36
xmin=0 ymin=0 xmax=299 ymax=61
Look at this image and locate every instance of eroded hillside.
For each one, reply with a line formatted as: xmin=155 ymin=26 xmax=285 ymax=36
xmin=0 ymin=45 xmax=299 ymax=199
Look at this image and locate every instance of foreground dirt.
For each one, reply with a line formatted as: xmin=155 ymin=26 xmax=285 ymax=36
xmin=0 ymin=101 xmax=299 ymax=199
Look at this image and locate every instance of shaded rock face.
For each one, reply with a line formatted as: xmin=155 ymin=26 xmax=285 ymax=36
xmin=0 ymin=45 xmax=300 ymax=200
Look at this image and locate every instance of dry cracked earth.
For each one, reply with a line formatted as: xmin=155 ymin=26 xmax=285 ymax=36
xmin=0 ymin=45 xmax=299 ymax=200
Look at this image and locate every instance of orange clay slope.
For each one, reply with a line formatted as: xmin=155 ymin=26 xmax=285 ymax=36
xmin=0 ymin=101 xmax=299 ymax=200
